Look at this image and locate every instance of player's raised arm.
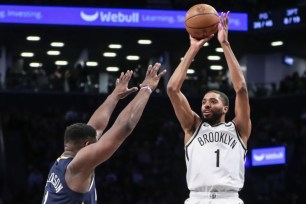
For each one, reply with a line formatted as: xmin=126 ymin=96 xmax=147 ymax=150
xmin=167 ymin=35 xmax=213 ymax=143
xmin=69 ymin=63 xmax=166 ymax=175
xmin=218 ymin=11 xmax=251 ymax=144
xmin=87 ymin=70 xmax=138 ymax=140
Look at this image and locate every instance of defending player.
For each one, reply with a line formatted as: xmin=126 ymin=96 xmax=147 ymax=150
xmin=42 ymin=63 xmax=166 ymax=204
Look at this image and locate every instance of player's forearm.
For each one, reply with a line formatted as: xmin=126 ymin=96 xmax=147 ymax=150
xmin=87 ymin=93 xmax=120 ymax=138
xmin=113 ymin=87 xmax=151 ymax=136
xmin=221 ymin=42 xmax=247 ymax=92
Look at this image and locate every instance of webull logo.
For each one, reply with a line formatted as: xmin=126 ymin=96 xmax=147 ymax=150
xmin=251 ymin=146 xmax=286 ymax=166
xmin=253 ymin=152 xmax=284 ymax=161
xmin=80 ymin=11 xmax=139 ymax=23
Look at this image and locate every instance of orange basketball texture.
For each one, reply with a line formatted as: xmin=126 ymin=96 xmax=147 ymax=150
xmin=185 ymin=4 xmax=219 ymax=39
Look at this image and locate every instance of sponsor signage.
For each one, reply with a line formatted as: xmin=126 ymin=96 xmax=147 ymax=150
xmin=251 ymin=146 xmax=286 ymax=166
xmin=0 ymin=5 xmax=248 ymax=31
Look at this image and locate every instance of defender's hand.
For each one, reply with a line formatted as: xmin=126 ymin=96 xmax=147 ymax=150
xmin=139 ymin=63 xmax=167 ymax=92
xmin=113 ymin=70 xmax=138 ymax=99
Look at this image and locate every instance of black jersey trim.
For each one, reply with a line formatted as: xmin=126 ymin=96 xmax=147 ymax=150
xmin=211 ymin=122 xmax=226 ymax=127
xmin=185 ymin=121 xmax=203 ymax=161
xmin=232 ymin=120 xmax=247 ymax=151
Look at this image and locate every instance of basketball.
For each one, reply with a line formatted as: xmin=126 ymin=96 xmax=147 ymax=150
xmin=185 ymin=4 xmax=219 ymax=39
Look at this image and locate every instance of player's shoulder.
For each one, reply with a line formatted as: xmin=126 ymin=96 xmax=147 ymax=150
xmin=225 ymin=121 xmax=235 ymax=127
xmin=53 ymin=156 xmax=73 ymax=169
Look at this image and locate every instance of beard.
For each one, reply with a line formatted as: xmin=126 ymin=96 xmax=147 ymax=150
xmin=202 ymin=109 xmax=223 ymax=125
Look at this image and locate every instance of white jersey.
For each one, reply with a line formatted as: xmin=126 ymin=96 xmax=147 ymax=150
xmin=185 ymin=121 xmax=247 ymax=193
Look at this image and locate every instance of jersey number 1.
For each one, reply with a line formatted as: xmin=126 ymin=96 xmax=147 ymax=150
xmin=214 ymin=149 xmax=220 ymax=167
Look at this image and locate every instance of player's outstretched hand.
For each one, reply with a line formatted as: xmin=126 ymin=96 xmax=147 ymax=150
xmin=189 ymin=34 xmax=214 ymax=48
xmin=218 ymin=11 xmax=230 ymax=45
xmin=140 ymin=63 xmax=167 ymax=91
xmin=113 ymin=70 xmax=138 ymax=99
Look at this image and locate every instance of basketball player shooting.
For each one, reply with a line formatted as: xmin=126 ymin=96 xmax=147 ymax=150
xmin=167 ymin=11 xmax=251 ymax=204
xmin=42 ymin=63 xmax=166 ymax=204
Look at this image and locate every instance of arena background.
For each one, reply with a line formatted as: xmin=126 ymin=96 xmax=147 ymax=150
xmin=0 ymin=0 xmax=306 ymax=204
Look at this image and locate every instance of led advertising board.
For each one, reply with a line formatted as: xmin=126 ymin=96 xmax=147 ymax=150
xmin=251 ymin=146 xmax=286 ymax=167
xmin=0 ymin=5 xmax=248 ymax=31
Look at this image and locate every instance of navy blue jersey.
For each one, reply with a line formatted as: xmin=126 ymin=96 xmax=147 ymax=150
xmin=42 ymin=156 xmax=97 ymax=204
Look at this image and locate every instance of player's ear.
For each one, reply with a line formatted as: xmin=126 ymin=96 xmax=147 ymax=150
xmin=84 ymin=138 xmax=96 ymax=146
xmin=223 ymin=106 xmax=229 ymax=114
xmin=84 ymin=140 xmax=91 ymax=146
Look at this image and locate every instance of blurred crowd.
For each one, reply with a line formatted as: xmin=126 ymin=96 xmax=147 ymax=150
xmin=3 ymin=63 xmax=306 ymax=98
xmin=0 ymin=91 xmax=305 ymax=204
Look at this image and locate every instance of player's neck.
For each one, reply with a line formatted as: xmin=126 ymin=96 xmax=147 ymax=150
xmin=63 ymin=143 xmax=80 ymax=157
xmin=62 ymin=148 xmax=76 ymax=158
xmin=203 ymin=117 xmax=224 ymax=125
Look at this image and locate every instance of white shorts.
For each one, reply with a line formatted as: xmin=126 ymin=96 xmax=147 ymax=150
xmin=184 ymin=192 xmax=244 ymax=204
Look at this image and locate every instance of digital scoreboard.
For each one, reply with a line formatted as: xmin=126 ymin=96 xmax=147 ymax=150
xmin=251 ymin=11 xmax=276 ymax=30
xmin=282 ymin=7 xmax=303 ymax=27
xmin=249 ymin=6 xmax=306 ymax=31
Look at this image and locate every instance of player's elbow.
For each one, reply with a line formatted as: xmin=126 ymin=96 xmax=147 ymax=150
xmin=116 ymin=117 xmax=136 ymax=136
xmin=167 ymin=83 xmax=180 ymax=96
xmin=235 ymin=82 xmax=248 ymax=95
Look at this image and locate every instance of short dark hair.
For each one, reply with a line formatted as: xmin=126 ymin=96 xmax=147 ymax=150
xmin=64 ymin=123 xmax=96 ymax=144
xmin=208 ymin=90 xmax=229 ymax=107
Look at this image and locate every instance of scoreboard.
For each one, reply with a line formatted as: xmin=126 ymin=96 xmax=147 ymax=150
xmin=282 ymin=7 xmax=303 ymax=26
xmin=249 ymin=6 xmax=306 ymax=31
